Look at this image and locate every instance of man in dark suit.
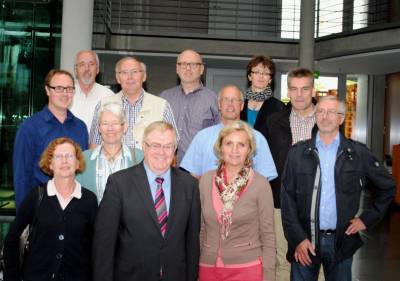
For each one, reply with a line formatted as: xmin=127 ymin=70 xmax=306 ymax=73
xmin=92 ymin=121 xmax=201 ymax=281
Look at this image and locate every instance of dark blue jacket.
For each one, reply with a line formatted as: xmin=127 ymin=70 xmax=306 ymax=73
xmin=281 ymin=133 xmax=395 ymax=263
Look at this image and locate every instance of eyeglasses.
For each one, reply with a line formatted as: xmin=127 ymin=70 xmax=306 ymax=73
xmin=48 ymin=85 xmax=75 ymax=93
xmin=117 ymin=69 xmax=144 ymax=77
xmin=53 ymin=153 xmax=76 ymax=161
xmin=99 ymin=122 xmax=123 ymax=128
xmin=177 ymin=62 xmax=203 ymax=69
xmin=315 ymin=109 xmax=344 ymax=117
xmin=220 ymin=97 xmax=243 ymax=104
xmin=144 ymin=142 xmax=176 ymax=152
xmin=251 ymin=71 xmax=271 ymax=77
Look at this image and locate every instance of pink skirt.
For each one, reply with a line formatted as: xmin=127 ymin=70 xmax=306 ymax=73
xmin=199 ymin=263 xmax=263 ymax=281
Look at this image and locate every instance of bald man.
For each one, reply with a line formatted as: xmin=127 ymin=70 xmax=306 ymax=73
xmin=160 ymin=50 xmax=219 ymax=164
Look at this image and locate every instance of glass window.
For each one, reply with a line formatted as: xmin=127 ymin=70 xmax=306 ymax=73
xmin=0 ymin=1 xmax=62 ymax=221
xmin=353 ymin=0 xmax=368 ymax=30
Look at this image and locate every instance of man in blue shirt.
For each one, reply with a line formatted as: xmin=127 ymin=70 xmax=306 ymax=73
xmin=281 ymin=96 xmax=395 ymax=281
xmin=180 ymin=84 xmax=277 ymax=181
xmin=13 ymin=69 xmax=88 ymax=209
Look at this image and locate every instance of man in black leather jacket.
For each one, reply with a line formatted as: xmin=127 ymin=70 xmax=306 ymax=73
xmin=281 ymin=96 xmax=395 ymax=281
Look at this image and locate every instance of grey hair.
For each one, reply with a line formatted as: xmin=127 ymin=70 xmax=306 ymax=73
xmin=115 ymin=56 xmax=147 ymax=73
xmin=74 ymin=50 xmax=99 ymax=67
xmin=217 ymin=84 xmax=244 ymax=101
xmin=143 ymin=121 xmax=177 ymax=147
xmin=317 ymin=96 xmax=346 ymax=114
xmin=98 ymin=101 xmax=127 ymax=124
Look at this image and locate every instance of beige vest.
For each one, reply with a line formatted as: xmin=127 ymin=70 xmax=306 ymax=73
xmin=101 ymin=90 xmax=166 ymax=149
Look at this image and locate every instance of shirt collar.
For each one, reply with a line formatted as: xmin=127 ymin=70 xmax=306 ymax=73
xmin=43 ymin=105 xmax=74 ymax=123
xmin=290 ymin=106 xmax=315 ymax=119
xmin=47 ymin=178 xmax=82 ymax=199
xmin=179 ymin=82 xmax=204 ymax=95
xmin=74 ymin=81 xmax=97 ymax=95
xmin=143 ymin=161 xmax=171 ymax=182
xmin=90 ymin=144 xmax=132 ymax=161
xmin=316 ymin=131 xmax=340 ymax=149
xmin=216 ymin=122 xmax=225 ymax=129
xmin=121 ymin=89 xmax=144 ymax=105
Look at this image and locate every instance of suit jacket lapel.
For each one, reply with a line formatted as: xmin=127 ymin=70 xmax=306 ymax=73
xmin=164 ymin=168 xmax=180 ymax=239
xmin=133 ymin=162 xmax=160 ymax=231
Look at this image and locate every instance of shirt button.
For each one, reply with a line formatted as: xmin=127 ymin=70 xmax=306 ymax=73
xmin=58 ymin=234 xmax=64 ymax=240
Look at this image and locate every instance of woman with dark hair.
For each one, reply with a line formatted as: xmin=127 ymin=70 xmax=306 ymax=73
xmin=241 ymin=55 xmax=285 ymax=133
xmin=4 ymin=137 xmax=97 ymax=281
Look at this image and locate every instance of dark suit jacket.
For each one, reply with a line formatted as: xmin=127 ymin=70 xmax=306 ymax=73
xmin=92 ymin=162 xmax=201 ymax=281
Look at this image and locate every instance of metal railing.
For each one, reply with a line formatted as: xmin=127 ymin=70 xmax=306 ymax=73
xmin=93 ymin=0 xmax=397 ymax=41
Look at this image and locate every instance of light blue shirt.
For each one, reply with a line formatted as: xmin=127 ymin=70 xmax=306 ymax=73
xmin=316 ymin=132 xmax=340 ymax=230
xmin=180 ymin=123 xmax=278 ymax=180
xmin=143 ymin=162 xmax=171 ymax=213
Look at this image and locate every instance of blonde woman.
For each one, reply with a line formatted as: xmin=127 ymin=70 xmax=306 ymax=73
xmin=199 ymin=120 xmax=276 ymax=281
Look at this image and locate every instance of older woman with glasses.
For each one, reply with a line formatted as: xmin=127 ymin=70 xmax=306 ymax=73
xmin=241 ymin=55 xmax=285 ymax=132
xmin=77 ymin=101 xmax=143 ymax=203
xmin=4 ymin=137 xmax=98 ymax=281
xmin=199 ymin=120 xmax=276 ymax=281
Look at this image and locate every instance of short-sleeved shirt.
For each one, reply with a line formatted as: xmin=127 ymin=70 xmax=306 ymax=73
xmin=13 ymin=105 xmax=88 ymax=209
xmin=160 ymin=84 xmax=219 ymax=164
xmin=180 ymin=123 xmax=278 ymax=180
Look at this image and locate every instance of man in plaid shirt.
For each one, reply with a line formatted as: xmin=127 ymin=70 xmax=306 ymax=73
xmin=89 ymin=56 xmax=178 ymax=150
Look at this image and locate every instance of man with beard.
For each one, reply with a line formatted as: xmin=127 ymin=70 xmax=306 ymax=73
xmin=69 ymin=50 xmax=114 ymax=131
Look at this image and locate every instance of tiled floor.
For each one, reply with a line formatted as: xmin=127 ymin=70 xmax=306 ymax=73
xmin=352 ymin=208 xmax=400 ymax=281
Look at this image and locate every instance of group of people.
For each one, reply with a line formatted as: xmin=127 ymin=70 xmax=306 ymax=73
xmin=3 ymin=48 xmax=396 ymax=281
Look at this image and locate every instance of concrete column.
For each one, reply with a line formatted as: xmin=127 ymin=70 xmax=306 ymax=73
xmin=299 ymin=0 xmax=315 ymax=70
xmin=60 ymin=0 xmax=94 ymax=73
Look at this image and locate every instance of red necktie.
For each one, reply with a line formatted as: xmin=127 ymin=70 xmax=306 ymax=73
xmin=155 ymin=177 xmax=168 ymax=237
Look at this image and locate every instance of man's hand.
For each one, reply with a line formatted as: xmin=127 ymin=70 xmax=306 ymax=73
xmin=294 ymin=239 xmax=316 ymax=266
xmin=345 ymin=217 xmax=366 ymax=235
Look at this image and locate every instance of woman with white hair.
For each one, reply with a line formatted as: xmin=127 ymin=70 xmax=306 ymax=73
xmin=77 ymin=101 xmax=143 ymax=203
